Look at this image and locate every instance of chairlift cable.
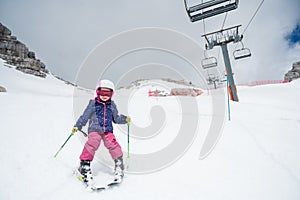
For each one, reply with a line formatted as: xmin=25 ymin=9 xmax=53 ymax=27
xmin=216 ymin=10 xmax=227 ymax=71
xmin=216 ymin=10 xmax=229 ymax=76
xmin=233 ymin=0 xmax=264 ymax=51
xmin=221 ymin=12 xmax=228 ymax=30
xmin=202 ymin=17 xmax=209 ymax=59
xmin=199 ymin=1 xmax=231 ymax=79
xmin=242 ymin=0 xmax=265 ymax=35
xmin=201 ymin=0 xmax=206 ymax=34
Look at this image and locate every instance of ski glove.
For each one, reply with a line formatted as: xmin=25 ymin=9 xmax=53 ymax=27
xmin=126 ymin=116 xmax=131 ymax=124
xmin=72 ymin=127 xmax=78 ymax=133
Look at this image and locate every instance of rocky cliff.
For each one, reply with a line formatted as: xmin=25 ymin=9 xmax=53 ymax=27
xmin=0 ymin=22 xmax=48 ymax=77
xmin=284 ymin=61 xmax=300 ymax=82
xmin=0 ymin=86 xmax=6 ymax=92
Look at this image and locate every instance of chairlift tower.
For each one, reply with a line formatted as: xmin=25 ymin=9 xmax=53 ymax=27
xmin=202 ymin=25 xmax=242 ymax=101
xmin=207 ymin=74 xmax=220 ymax=89
xmin=184 ymin=0 xmax=241 ymax=101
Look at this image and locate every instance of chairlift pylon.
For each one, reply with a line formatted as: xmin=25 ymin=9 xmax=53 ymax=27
xmin=184 ymin=0 xmax=239 ymax=22
xmin=233 ymin=41 xmax=251 ymax=60
xmin=206 ymin=73 xmax=220 ymax=89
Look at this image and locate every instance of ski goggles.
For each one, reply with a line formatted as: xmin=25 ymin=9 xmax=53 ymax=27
xmin=96 ymin=88 xmax=113 ymax=97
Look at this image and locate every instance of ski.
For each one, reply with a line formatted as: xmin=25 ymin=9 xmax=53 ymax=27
xmin=74 ymin=169 xmax=122 ymax=192
xmin=90 ymin=185 xmax=107 ymax=191
xmin=90 ymin=179 xmax=122 ymax=191
xmin=86 ymin=179 xmax=122 ymax=191
xmin=77 ymin=175 xmax=108 ymax=192
xmin=107 ymin=178 xmax=122 ymax=187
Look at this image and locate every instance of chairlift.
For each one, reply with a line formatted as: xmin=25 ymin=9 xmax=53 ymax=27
xmin=233 ymin=42 xmax=251 ymax=60
xmin=206 ymin=73 xmax=220 ymax=89
xmin=202 ymin=56 xmax=218 ymax=69
xmin=184 ymin=0 xmax=239 ymax=22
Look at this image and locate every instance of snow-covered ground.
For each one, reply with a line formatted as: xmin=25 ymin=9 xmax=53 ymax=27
xmin=1 ymin=58 xmax=300 ymax=200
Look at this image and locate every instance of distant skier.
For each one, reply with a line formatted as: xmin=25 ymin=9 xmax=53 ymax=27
xmin=72 ymin=79 xmax=130 ymax=186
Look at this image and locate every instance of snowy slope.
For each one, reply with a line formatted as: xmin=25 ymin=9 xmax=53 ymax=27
xmin=1 ymin=58 xmax=300 ymax=200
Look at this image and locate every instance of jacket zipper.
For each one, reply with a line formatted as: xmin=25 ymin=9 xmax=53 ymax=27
xmin=103 ymin=102 xmax=106 ymax=133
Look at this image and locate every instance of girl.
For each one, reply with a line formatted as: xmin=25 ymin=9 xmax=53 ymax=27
xmin=72 ymin=79 xmax=130 ymax=186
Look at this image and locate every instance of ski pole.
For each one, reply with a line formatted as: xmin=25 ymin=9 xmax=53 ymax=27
xmin=79 ymin=129 xmax=87 ymax=137
xmin=226 ymin=74 xmax=231 ymax=121
xmin=127 ymin=121 xmax=130 ymax=158
xmin=54 ymin=128 xmax=77 ymax=158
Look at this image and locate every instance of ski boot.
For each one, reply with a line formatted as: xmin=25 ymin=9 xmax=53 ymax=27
xmin=77 ymin=160 xmax=94 ymax=187
xmin=113 ymin=157 xmax=124 ymax=183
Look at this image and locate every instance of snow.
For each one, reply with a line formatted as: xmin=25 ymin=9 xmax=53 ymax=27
xmin=1 ymin=58 xmax=300 ymax=200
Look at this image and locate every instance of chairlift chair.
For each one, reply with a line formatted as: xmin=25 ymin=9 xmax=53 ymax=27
xmin=206 ymin=74 xmax=220 ymax=89
xmin=233 ymin=41 xmax=251 ymax=60
xmin=184 ymin=0 xmax=239 ymax=22
xmin=201 ymin=56 xmax=218 ymax=69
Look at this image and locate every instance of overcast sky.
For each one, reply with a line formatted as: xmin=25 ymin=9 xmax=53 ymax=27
xmin=0 ymin=0 xmax=300 ymax=87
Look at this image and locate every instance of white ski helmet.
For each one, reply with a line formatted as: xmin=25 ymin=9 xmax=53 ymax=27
xmin=97 ymin=79 xmax=115 ymax=91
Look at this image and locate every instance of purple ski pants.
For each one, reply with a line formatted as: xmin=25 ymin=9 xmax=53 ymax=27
xmin=79 ymin=132 xmax=123 ymax=161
